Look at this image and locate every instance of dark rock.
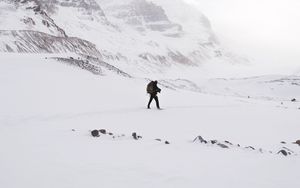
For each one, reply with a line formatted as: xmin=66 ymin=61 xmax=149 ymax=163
xmin=210 ymin=140 xmax=217 ymax=144
xmin=277 ymin=150 xmax=288 ymax=156
xmin=224 ymin=140 xmax=233 ymax=145
xmin=91 ymin=130 xmax=99 ymax=137
xmin=71 ymin=129 xmax=76 ymax=132
xmin=280 ymin=141 xmax=286 ymax=144
xmin=155 ymin=139 xmax=162 ymax=142
xmin=165 ymin=141 xmax=170 ymax=144
xmin=108 ymin=132 xmax=113 ymax=135
xmin=294 ymin=140 xmax=300 ymax=146
xmin=132 ymin=132 xmax=137 ymax=140
xmin=132 ymin=132 xmax=142 ymax=140
xmin=99 ymin=129 xmax=106 ymax=134
xmin=217 ymin=143 xmax=229 ymax=149
xmin=245 ymin=146 xmax=255 ymax=150
xmin=193 ymin=136 xmax=207 ymax=143
xmin=237 ymin=144 xmax=241 ymax=147
xmin=291 ymin=98 xmax=296 ymax=102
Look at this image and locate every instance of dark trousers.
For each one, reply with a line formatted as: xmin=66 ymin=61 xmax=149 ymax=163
xmin=148 ymin=94 xmax=160 ymax=109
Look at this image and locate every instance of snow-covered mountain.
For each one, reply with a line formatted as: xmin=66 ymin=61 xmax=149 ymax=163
xmin=0 ymin=0 xmax=244 ymax=76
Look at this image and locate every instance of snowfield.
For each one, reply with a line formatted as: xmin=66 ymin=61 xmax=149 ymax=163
xmin=0 ymin=53 xmax=300 ymax=188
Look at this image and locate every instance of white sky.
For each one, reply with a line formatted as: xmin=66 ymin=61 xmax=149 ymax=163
xmin=183 ymin=0 xmax=300 ymax=74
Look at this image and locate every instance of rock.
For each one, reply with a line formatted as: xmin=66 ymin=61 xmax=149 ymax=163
xmin=217 ymin=143 xmax=229 ymax=149
xmin=132 ymin=132 xmax=141 ymax=140
xmin=91 ymin=130 xmax=99 ymax=137
xmin=237 ymin=144 xmax=241 ymax=147
xmin=155 ymin=139 xmax=162 ymax=142
xmin=132 ymin=132 xmax=137 ymax=139
xmin=193 ymin=136 xmax=207 ymax=143
xmin=277 ymin=150 xmax=288 ymax=156
xmin=108 ymin=132 xmax=113 ymax=135
xmin=294 ymin=140 xmax=300 ymax=146
xmin=245 ymin=146 xmax=255 ymax=150
xmin=165 ymin=141 xmax=170 ymax=144
xmin=291 ymin=98 xmax=296 ymax=102
xmin=210 ymin=140 xmax=217 ymax=144
xmin=99 ymin=129 xmax=106 ymax=134
xmin=280 ymin=141 xmax=286 ymax=144
xmin=224 ymin=140 xmax=233 ymax=145
xmin=71 ymin=129 xmax=76 ymax=132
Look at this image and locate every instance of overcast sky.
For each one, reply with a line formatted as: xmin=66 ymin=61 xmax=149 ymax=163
xmin=183 ymin=0 xmax=300 ymax=73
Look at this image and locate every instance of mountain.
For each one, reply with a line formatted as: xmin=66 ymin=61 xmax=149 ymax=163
xmin=0 ymin=0 xmax=246 ymax=77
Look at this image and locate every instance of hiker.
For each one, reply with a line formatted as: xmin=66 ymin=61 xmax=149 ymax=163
xmin=146 ymin=80 xmax=161 ymax=109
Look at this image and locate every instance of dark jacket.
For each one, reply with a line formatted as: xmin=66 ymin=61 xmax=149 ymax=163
xmin=147 ymin=81 xmax=161 ymax=95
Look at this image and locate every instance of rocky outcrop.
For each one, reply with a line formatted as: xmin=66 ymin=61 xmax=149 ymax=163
xmin=0 ymin=30 xmax=100 ymax=55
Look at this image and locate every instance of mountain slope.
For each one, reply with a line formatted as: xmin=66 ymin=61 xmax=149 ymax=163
xmin=0 ymin=0 xmax=245 ymax=76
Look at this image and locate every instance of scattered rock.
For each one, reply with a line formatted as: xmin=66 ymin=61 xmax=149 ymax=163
xmin=91 ymin=130 xmax=99 ymax=137
xmin=217 ymin=143 xmax=229 ymax=149
xmin=277 ymin=150 xmax=288 ymax=156
xmin=193 ymin=136 xmax=207 ymax=143
xmin=99 ymin=129 xmax=106 ymax=134
xmin=132 ymin=132 xmax=137 ymax=140
xmin=282 ymin=147 xmax=294 ymax=154
xmin=132 ymin=132 xmax=142 ymax=140
xmin=245 ymin=146 xmax=255 ymax=150
xmin=224 ymin=140 xmax=233 ymax=145
xmin=291 ymin=98 xmax=296 ymax=102
xmin=294 ymin=140 xmax=300 ymax=146
xmin=165 ymin=141 xmax=170 ymax=144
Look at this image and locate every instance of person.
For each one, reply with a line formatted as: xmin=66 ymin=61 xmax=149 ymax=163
xmin=146 ymin=80 xmax=161 ymax=109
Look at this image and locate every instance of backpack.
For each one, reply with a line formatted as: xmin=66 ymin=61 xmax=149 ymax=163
xmin=146 ymin=81 xmax=154 ymax=94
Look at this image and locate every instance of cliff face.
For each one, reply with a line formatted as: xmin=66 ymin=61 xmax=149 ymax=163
xmin=0 ymin=0 xmax=243 ymax=76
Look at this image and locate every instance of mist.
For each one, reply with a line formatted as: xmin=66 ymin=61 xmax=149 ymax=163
xmin=184 ymin=0 xmax=300 ymax=75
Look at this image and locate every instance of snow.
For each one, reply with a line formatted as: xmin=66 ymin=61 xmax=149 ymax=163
xmin=0 ymin=53 xmax=300 ymax=188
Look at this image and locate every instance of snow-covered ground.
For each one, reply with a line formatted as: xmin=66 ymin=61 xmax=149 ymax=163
xmin=0 ymin=53 xmax=300 ymax=188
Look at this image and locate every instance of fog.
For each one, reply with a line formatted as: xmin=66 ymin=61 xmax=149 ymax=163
xmin=184 ymin=0 xmax=300 ymax=74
